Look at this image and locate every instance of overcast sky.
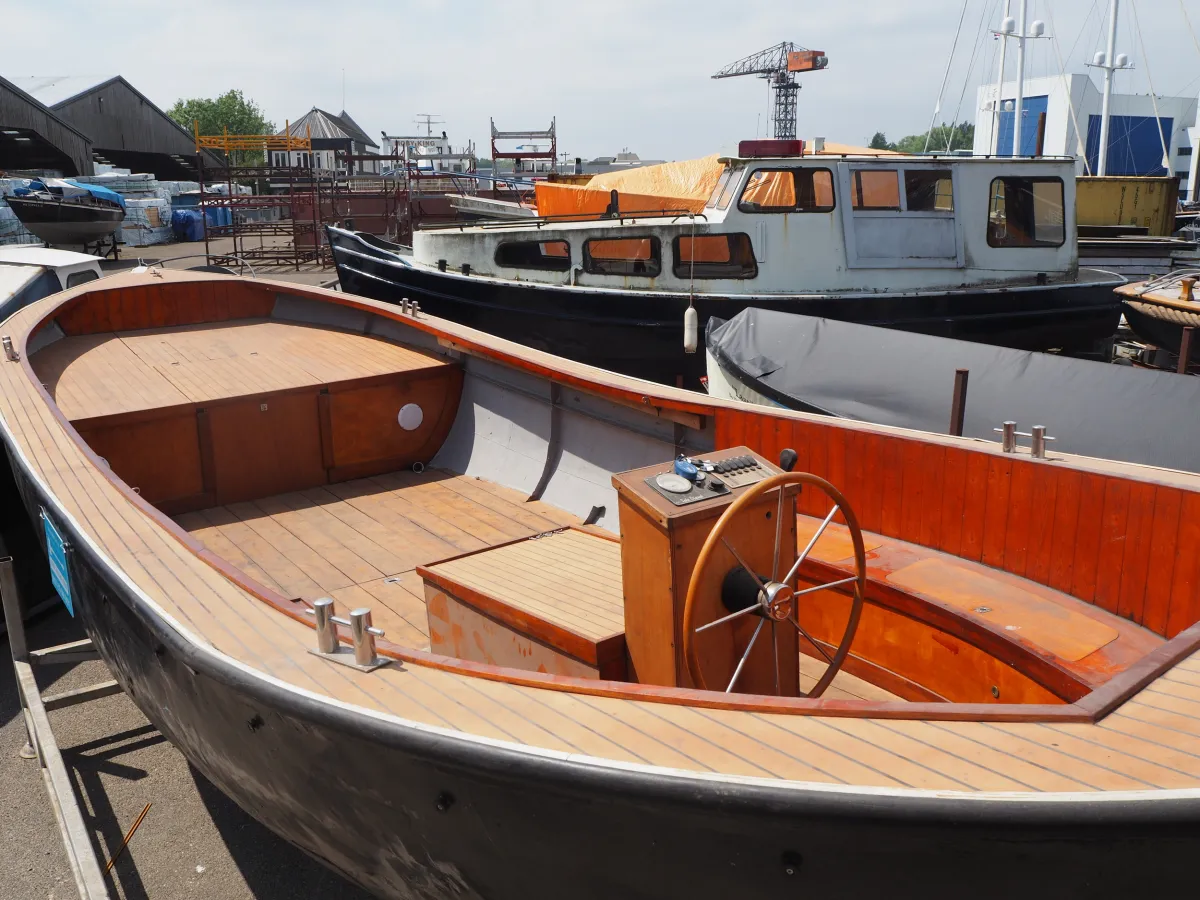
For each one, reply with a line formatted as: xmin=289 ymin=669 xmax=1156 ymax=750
xmin=7 ymin=0 xmax=1200 ymax=161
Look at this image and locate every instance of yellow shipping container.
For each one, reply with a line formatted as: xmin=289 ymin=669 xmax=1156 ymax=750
xmin=1076 ymin=176 xmax=1179 ymax=236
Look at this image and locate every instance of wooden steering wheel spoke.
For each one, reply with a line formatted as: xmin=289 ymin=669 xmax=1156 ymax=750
xmin=682 ymin=472 xmax=866 ymax=699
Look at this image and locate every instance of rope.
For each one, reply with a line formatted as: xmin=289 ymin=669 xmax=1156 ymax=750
xmin=1180 ymin=0 xmax=1200 ymax=60
xmin=924 ymin=0 xmax=971 ymax=153
xmin=945 ymin=0 xmax=998 ymax=151
xmin=1130 ymin=0 xmax=1173 ymax=174
xmin=1044 ymin=0 xmax=1094 ymax=173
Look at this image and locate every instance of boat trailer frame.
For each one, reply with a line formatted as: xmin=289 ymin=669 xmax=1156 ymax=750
xmin=1 ymin=555 xmax=122 ymax=900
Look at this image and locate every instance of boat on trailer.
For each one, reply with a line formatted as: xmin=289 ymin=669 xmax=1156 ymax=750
xmin=329 ymin=148 xmax=1124 ymax=386
xmin=5 ymin=178 xmax=125 ymax=250
xmin=2 ymin=271 xmax=1200 ymax=898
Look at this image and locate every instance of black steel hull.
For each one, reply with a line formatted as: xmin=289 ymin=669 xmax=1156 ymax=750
xmin=329 ymin=228 xmax=1123 ymax=386
xmin=4 ymin=443 xmax=1199 ymax=899
xmin=6 ymin=196 xmax=124 ymax=246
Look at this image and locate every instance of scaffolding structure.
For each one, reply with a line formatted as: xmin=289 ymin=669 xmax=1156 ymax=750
xmin=194 ymin=123 xmax=331 ymax=270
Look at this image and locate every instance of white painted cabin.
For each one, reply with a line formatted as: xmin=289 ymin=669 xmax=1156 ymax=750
xmin=411 ymin=154 xmax=1078 ymax=296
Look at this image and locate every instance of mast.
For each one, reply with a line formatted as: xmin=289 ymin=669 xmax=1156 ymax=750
xmin=990 ymin=0 xmax=1013 ymax=155
xmin=1098 ymin=0 xmax=1120 ymax=176
xmin=1013 ymin=0 xmax=1028 ymax=156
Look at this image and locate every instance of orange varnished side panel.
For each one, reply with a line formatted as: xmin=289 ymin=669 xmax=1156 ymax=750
xmin=1070 ymin=473 xmax=1108 ymax=604
xmin=980 ymin=457 xmax=1013 ymax=568
xmin=1047 ymin=470 xmax=1082 ymax=594
xmin=1142 ymin=487 xmax=1184 ymax=636
xmin=937 ymin=446 xmax=968 ymax=557
xmin=1167 ymin=492 xmax=1200 ymax=637
xmin=75 ymin=410 xmax=204 ymax=506
xmin=1093 ymin=478 xmax=1131 ymax=614
xmin=796 ymin=583 xmax=1065 ymax=705
xmin=206 ymin=391 xmax=327 ymax=506
xmin=425 ymin=587 xmax=606 ymax=681
xmin=1116 ymin=482 xmax=1157 ymax=625
xmin=326 ymin=369 xmax=463 ymax=475
xmin=1024 ymin=462 xmax=1060 ymax=585
xmin=55 ymin=283 xmax=276 ymax=336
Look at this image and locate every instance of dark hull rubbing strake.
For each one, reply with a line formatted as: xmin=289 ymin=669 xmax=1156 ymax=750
xmin=327 ymin=226 xmax=1123 ymax=388
xmin=704 ymin=308 xmax=1200 ymax=474
xmin=4 ymin=272 xmax=1200 ymax=900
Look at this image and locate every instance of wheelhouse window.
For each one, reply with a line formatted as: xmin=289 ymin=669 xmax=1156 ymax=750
xmin=904 ymin=169 xmax=954 ymax=211
xmin=987 ymin=177 xmax=1065 ymax=248
xmin=673 ymin=234 xmax=757 ymax=279
xmin=706 ymin=168 xmax=733 ymax=208
xmin=584 ymin=237 xmax=661 ymax=276
xmin=738 ymin=168 xmax=835 ymax=212
xmin=851 ymin=169 xmax=901 ymax=210
xmin=494 ymin=239 xmax=571 ymax=272
xmin=65 ymin=270 xmax=98 ymax=288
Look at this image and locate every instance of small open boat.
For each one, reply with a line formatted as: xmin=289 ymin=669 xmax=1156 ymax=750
xmin=2 ymin=272 xmax=1200 ymax=898
xmin=1116 ymin=270 xmax=1200 ymax=354
xmin=5 ymin=178 xmax=125 ymax=248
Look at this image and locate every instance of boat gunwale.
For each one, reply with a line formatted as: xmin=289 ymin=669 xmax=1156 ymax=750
xmin=5 ymin=270 xmax=1200 ymax=727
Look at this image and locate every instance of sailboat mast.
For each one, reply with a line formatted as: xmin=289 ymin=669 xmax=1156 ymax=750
xmin=1013 ymin=0 xmax=1028 ymax=155
xmin=1098 ymin=0 xmax=1120 ymax=176
xmin=991 ymin=0 xmax=1013 ymax=155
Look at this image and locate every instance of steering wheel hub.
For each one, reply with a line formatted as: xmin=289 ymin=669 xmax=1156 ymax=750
xmin=759 ymin=582 xmax=793 ymax=621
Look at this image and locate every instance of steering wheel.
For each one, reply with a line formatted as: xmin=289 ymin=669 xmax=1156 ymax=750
xmin=682 ymin=472 xmax=867 ymax=698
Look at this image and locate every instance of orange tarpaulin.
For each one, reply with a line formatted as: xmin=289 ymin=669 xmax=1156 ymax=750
xmin=536 ymin=154 xmax=725 ymax=217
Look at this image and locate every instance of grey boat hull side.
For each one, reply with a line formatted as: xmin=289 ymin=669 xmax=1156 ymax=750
xmin=3 ymin=439 xmax=1199 ymax=899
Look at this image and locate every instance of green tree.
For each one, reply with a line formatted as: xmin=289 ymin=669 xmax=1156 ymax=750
xmin=868 ymin=131 xmax=893 ymax=151
xmin=168 ymin=90 xmax=276 ymax=166
xmin=890 ymin=121 xmax=975 ymax=155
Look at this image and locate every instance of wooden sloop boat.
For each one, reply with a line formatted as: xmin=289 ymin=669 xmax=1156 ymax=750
xmin=2 ymin=272 xmax=1200 ymax=898
xmin=1116 ymin=270 xmax=1200 ymax=354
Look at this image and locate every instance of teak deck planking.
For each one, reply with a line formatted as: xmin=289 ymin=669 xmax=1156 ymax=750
xmin=5 ymin=271 xmax=1200 ymax=795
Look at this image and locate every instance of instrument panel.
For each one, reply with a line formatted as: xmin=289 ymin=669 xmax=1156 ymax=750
xmin=643 ymin=450 xmax=777 ymax=507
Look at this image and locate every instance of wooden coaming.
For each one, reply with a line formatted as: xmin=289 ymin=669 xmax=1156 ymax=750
xmin=7 ymin=272 xmax=1200 ymax=796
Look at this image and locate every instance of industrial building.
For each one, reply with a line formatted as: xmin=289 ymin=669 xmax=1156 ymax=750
xmin=8 ymin=76 xmax=223 ymax=180
xmin=0 ymin=75 xmax=93 ymax=176
xmin=973 ymin=73 xmax=1197 ymax=194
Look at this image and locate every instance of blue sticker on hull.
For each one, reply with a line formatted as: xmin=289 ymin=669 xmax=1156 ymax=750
xmin=41 ymin=510 xmax=72 ymax=616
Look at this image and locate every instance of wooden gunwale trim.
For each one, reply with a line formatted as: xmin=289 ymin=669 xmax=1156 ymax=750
xmin=8 ymin=272 xmax=1200 ymax=723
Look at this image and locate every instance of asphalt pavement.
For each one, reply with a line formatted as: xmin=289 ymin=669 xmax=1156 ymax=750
xmin=0 ymin=606 xmax=373 ymax=900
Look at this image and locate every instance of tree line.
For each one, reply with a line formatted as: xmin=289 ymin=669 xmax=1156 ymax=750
xmin=869 ymin=121 xmax=975 ymax=154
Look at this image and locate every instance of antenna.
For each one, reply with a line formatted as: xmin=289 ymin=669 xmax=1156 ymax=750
xmin=414 ymin=114 xmax=446 ymax=138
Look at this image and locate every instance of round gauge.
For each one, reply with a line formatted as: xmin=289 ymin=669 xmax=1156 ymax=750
xmin=656 ymin=473 xmax=693 ymax=494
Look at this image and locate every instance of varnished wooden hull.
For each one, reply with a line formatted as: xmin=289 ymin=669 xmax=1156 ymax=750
xmin=5 ymin=455 xmax=1198 ymax=899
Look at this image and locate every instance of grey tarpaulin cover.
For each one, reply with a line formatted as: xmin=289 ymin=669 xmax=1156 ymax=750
xmin=706 ymin=308 xmax=1200 ymax=474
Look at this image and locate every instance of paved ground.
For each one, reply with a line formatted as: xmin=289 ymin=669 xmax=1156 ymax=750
xmin=1 ymin=606 xmax=373 ymax=900
xmin=99 ymin=234 xmax=340 ymax=290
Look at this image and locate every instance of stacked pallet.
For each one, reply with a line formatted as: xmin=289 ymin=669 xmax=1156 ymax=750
xmin=0 ymin=178 xmax=40 ymax=246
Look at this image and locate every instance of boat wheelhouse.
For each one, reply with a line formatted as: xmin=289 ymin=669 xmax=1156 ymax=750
xmin=329 ymin=150 xmax=1123 ymax=385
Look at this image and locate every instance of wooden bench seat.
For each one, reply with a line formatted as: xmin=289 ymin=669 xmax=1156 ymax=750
xmin=793 ymin=514 xmax=1164 ymax=703
xmin=418 ymin=528 xmax=629 ymax=681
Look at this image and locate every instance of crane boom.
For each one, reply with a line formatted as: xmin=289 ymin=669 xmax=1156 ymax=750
xmin=712 ymin=41 xmax=797 ymax=79
xmin=712 ymin=41 xmax=828 ymax=140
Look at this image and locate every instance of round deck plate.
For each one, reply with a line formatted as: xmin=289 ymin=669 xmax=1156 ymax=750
xmin=656 ymin=473 xmax=693 ymax=494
